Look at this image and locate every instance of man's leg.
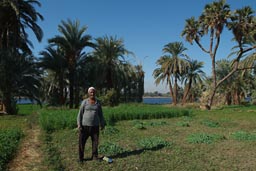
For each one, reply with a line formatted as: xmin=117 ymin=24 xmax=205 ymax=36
xmin=78 ymin=126 xmax=89 ymax=161
xmin=91 ymin=126 xmax=99 ymax=160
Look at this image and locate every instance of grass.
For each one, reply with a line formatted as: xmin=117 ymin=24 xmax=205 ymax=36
xmin=1 ymin=104 xmax=256 ymax=170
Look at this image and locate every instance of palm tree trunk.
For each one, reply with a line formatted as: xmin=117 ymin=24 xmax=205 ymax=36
xmin=173 ymin=77 xmax=178 ymax=105
xmin=3 ymin=91 xmax=15 ymax=114
xmin=69 ymin=69 xmax=74 ymax=109
xmin=182 ymin=80 xmax=192 ymax=105
xmin=168 ymin=80 xmax=174 ymax=105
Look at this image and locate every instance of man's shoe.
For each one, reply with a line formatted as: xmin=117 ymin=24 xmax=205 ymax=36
xmin=92 ymin=156 xmax=102 ymax=162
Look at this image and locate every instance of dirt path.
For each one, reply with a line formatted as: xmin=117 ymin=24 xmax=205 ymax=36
xmin=7 ymin=124 xmax=43 ymax=171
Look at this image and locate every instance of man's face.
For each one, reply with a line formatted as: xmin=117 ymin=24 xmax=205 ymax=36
xmin=88 ymin=89 xmax=96 ymax=98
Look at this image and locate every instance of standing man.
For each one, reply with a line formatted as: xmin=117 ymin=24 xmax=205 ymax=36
xmin=77 ymin=87 xmax=106 ymax=163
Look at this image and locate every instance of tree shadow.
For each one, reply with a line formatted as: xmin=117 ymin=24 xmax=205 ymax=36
xmin=109 ymin=144 xmax=166 ymax=159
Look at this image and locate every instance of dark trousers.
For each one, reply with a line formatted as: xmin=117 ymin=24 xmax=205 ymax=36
xmin=78 ymin=126 xmax=99 ymax=161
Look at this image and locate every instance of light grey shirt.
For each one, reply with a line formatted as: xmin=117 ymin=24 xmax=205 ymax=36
xmin=77 ymin=98 xmax=105 ymax=127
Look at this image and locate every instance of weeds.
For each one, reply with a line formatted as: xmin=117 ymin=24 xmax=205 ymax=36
xmin=0 ymin=128 xmax=24 ymax=171
xmin=137 ymin=136 xmax=171 ymax=150
xmin=201 ymin=119 xmax=220 ymax=128
xmin=231 ymin=131 xmax=256 ymax=141
xmin=187 ymin=133 xmax=225 ymax=144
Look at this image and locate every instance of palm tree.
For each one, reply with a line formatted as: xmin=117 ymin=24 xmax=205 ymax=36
xmin=48 ymin=19 xmax=94 ymax=108
xmin=134 ymin=64 xmax=144 ymax=102
xmin=92 ymin=35 xmax=133 ymax=91
xmin=0 ymin=49 xmax=41 ymax=114
xmin=182 ymin=0 xmax=256 ymax=109
xmin=154 ymin=42 xmax=187 ymax=105
xmin=181 ymin=58 xmax=206 ymax=104
xmin=0 ymin=0 xmax=43 ymax=114
xmin=0 ymin=0 xmax=43 ymax=52
xmin=39 ymin=47 xmax=68 ymax=105
xmin=153 ymin=55 xmax=174 ymax=103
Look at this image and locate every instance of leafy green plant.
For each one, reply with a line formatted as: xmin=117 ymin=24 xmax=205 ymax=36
xmin=176 ymin=121 xmax=190 ymax=127
xmin=201 ymin=119 xmax=220 ymax=128
xmin=187 ymin=133 xmax=225 ymax=144
xmin=0 ymin=128 xmax=24 ymax=171
xmin=102 ymin=126 xmax=120 ymax=135
xmin=99 ymin=142 xmax=126 ymax=156
xmin=231 ymin=131 xmax=256 ymax=141
xmin=137 ymin=136 xmax=171 ymax=150
xmin=42 ymin=133 xmax=65 ymax=171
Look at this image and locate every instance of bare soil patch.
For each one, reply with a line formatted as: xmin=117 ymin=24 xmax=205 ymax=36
xmin=7 ymin=125 xmax=43 ymax=171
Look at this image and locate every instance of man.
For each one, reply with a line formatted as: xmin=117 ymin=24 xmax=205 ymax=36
xmin=77 ymin=87 xmax=105 ymax=163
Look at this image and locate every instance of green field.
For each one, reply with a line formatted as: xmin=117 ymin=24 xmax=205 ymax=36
xmin=1 ymin=104 xmax=256 ymax=171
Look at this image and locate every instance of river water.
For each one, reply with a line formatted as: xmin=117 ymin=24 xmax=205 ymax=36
xmin=143 ymin=97 xmax=172 ymax=104
xmin=17 ymin=97 xmax=172 ymax=105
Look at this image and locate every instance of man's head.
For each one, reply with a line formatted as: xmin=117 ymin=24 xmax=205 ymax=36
xmin=88 ymin=87 xmax=96 ymax=99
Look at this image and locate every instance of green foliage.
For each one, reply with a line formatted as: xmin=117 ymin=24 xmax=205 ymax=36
xmin=137 ymin=137 xmax=171 ymax=150
xmin=231 ymin=131 xmax=256 ymax=141
xmin=38 ymin=104 xmax=191 ymax=132
xmin=99 ymin=89 xmax=119 ymax=106
xmin=39 ymin=109 xmax=77 ymax=133
xmin=99 ymin=142 xmax=126 ymax=156
xmin=187 ymin=133 xmax=225 ymax=144
xmin=42 ymin=134 xmax=65 ymax=171
xmin=17 ymin=104 xmax=41 ymax=115
xmin=0 ymin=128 xmax=24 ymax=171
xmin=133 ymin=121 xmax=146 ymax=130
xmin=104 ymin=104 xmax=191 ymax=125
xmin=102 ymin=126 xmax=120 ymax=135
xmin=176 ymin=121 xmax=190 ymax=127
xmin=132 ymin=120 xmax=167 ymax=129
xmin=201 ymin=119 xmax=220 ymax=128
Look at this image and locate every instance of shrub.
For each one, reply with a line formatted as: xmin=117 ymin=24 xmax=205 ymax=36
xmin=231 ymin=131 xmax=256 ymax=141
xmin=0 ymin=128 xmax=23 ymax=171
xmin=137 ymin=136 xmax=171 ymax=150
xmin=187 ymin=133 xmax=225 ymax=144
xmin=99 ymin=142 xmax=126 ymax=156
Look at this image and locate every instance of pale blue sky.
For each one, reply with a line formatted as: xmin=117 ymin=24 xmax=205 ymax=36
xmin=29 ymin=0 xmax=256 ymax=93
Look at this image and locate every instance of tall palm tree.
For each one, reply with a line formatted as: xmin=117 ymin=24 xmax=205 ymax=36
xmin=48 ymin=19 xmax=94 ymax=108
xmin=0 ymin=0 xmax=43 ymax=52
xmin=153 ymin=55 xmax=174 ymax=103
xmin=160 ymin=42 xmax=187 ymax=105
xmin=0 ymin=0 xmax=43 ymax=114
xmin=134 ymin=64 xmax=144 ymax=102
xmin=92 ymin=35 xmax=133 ymax=91
xmin=39 ymin=47 xmax=68 ymax=105
xmin=181 ymin=58 xmax=205 ymax=104
xmin=181 ymin=0 xmax=255 ymax=109
xmin=0 ymin=49 xmax=41 ymax=114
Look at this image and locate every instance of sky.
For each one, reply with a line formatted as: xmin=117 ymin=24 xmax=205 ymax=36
xmin=28 ymin=0 xmax=256 ymax=93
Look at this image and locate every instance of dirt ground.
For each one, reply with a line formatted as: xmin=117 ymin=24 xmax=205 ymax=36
xmin=7 ymin=125 xmax=43 ymax=171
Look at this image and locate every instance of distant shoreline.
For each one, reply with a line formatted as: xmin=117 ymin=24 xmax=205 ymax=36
xmin=143 ymin=96 xmax=171 ymax=98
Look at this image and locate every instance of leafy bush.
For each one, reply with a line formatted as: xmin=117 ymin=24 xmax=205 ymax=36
xmin=137 ymin=137 xmax=171 ymax=150
xmin=187 ymin=133 xmax=225 ymax=144
xmin=99 ymin=142 xmax=126 ymax=156
xmin=0 ymin=128 xmax=23 ymax=171
xmin=99 ymin=89 xmax=119 ymax=107
xmin=231 ymin=131 xmax=256 ymax=141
